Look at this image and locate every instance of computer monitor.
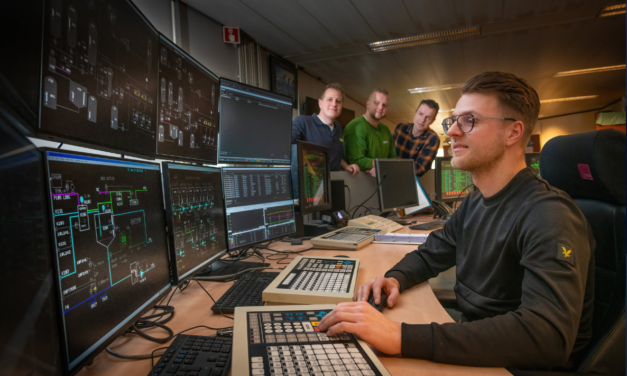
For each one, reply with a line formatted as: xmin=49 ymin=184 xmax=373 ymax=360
xmin=43 ymin=150 xmax=171 ymax=375
xmin=525 ymin=152 xmax=541 ymax=177
xmin=39 ymin=0 xmax=159 ymax=159
xmin=375 ymin=159 xmax=420 ymax=213
xmin=435 ymin=157 xmax=474 ymax=203
xmin=294 ymin=141 xmax=332 ymax=215
xmin=218 ymin=78 xmax=292 ymax=164
xmin=0 ymin=111 xmax=62 ymax=375
xmin=222 ymin=168 xmax=296 ymax=250
xmin=156 ymin=36 xmax=220 ymax=163
xmin=161 ymin=162 xmax=228 ymax=286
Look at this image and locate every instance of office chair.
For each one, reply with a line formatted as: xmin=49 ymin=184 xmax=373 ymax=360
xmin=540 ymin=129 xmax=626 ymax=375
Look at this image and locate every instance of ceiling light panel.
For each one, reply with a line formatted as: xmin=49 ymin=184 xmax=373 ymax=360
xmin=540 ymin=95 xmax=599 ymax=104
xmin=554 ymin=64 xmax=626 ymax=77
xmin=369 ymin=27 xmax=480 ymax=52
xmin=598 ymin=3 xmax=626 ymax=17
xmin=408 ymin=83 xmax=464 ymax=94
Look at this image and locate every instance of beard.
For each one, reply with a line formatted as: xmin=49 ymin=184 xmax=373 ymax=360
xmin=368 ymin=107 xmax=384 ymax=121
xmin=451 ymin=133 xmax=506 ymax=175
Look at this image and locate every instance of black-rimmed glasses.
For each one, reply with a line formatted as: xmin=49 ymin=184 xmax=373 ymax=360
xmin=442 ymin=114 xmax=517 ymax=134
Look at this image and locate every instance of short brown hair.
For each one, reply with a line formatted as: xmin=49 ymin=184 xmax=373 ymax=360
xmin=462 ymin=72 xmax=540 ymax=146
xmin=369 ymin=87 xmax=389 ymax=98
xmin=320 ymin=83 xmax=344 ymax=101
xmin=417 ymin=99 xmax=439 ymax=114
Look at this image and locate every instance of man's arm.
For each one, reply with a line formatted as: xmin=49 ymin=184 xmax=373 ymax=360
xmin=345 ymin=124 xmax=375 ymax=171
xmin=340 ymin=159 xmax=360 ymax=176
xmin=414 ymin=133 xmax=440 ymax=177
xmin=399 ymin=197 xmax=593 ymax=369
xmin=386 ymin=126 xmax=398 ymax=159
xmin=291 ymin=117 xmax=305 ymax=143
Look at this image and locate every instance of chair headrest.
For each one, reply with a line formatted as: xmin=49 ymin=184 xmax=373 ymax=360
xmin=540 ymin=129 xmax=626 ymax=205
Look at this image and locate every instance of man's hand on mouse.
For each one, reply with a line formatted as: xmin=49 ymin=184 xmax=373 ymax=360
xmin=317 ymin=301 xmax=402 ymax=355
xmin=356 ymin=276 xmax=401 ymax=307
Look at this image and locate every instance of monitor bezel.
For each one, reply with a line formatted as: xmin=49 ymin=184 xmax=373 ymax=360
xmin=161 ymin=162 xmax=228 ymax=287
xmin=297 ymin=140 xmax=333 ymax=215
xmin=41 ymin=148 xmax=172 ymax=376
xmin=217 ymin=77 xmax=293 ymax=165
xmin=375 ymin=158 xmax=420 ymax=212
xmin=36 ymin=0 xmax=160 ymax=160
xmin=155 ymin=35 xmax=221 ymax=164
xmin=221 ymin=167 xmax=296 ymax=251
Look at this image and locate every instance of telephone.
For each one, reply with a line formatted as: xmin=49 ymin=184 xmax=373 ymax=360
xmin=431 ymin=200 xmax=454 ymax=219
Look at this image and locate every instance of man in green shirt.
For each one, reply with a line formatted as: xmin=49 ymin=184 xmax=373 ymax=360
xmin=344 ymin=88 xmax=397 ymax=177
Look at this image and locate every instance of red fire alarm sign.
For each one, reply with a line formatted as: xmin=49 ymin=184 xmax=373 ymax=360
xmin=223 ymin=26 xmax=240 ymax=44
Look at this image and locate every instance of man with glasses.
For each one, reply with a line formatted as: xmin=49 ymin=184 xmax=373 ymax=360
xmin=318 ymin=72 xmax=594 ymax=370
xmin=393 ymin=99 xmax=441 ymax=177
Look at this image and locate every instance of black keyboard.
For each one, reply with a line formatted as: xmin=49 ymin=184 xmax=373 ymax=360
xmin=147 ymin=334 xmax=232 ymax=376
xmin=211 ymin=271 xmax=279 ymax=314
xmin=409 ymin=219 xmax=448 ymax=230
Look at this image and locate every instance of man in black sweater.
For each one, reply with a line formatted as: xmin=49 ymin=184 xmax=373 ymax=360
xmin=317 ymin=72 xmax=595 ymax=370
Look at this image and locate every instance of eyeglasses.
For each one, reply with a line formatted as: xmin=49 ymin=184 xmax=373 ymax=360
xmin=442 ymin=114 xmax=517 ymax=134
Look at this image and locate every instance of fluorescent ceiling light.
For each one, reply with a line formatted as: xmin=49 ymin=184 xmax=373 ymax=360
xmin=408 ymin=83 xmax=464 ymax=94
xmin=438 ymin=109 xmax=454 ymax=113
xmin=540 ymin=95 xmax=598 ymax=104
xmin=369 ymin=27 xmax=480 ymax=52
xmin=554 ymin=64 xmax=626 ymax=77
xmin=598 ymin=3 xmax=626 ymax=17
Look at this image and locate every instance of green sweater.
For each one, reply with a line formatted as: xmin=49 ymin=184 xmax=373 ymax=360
xmin=344 ymin=116 xmax=397 ymax=170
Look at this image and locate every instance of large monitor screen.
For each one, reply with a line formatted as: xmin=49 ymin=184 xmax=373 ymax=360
xmin=297 ymin=141 xmax=331 ymax=215
xmin=0 ymin=117 xmax=61 ymax=375
xmin=156 ymin=37 xmax=220 ymax=163
xmin=525 ymin=153 xmax=541 ymax=177
xmin=222 ymin=168 xmax=296 ymax=250
xmin=44 ymin=150 xmax=171 ymax=375
xmin=435 ymin=157 xmax=474 ymax=203
xmin=376 ymin=159 xmax=419 ymax=212
xmin=162 ymin=163 xmax=227 ymax=285
xmin=218 ymin=78 xmax=292 ymax=164
xmin=40 ymin=0 xmax=159 ymax=158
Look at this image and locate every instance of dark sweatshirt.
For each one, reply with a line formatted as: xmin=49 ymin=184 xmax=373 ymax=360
xmin=385 ymin=168 xmax=595 ymax=369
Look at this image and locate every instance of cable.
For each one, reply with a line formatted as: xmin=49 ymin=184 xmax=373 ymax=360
xmin=195 ymin=280 xmax=233 ymax=320
xmin=105 ymin=346 xmax=167 ymax=361
xmin=344 ymin=185 xmax=351 ymax=212
xmin=194 ymin=266 xmax=283 ymax=281
xmin=349 ymin=174 xmax=387 ymax=219
xmin=453 ymin=184 xmax=475 ymax=210
xmin=57 ymin=143 xmax=63 ymax=149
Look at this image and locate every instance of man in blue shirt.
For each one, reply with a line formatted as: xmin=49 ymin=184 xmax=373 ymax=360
xmin=292 ymin=83 xmax=359 ymax=174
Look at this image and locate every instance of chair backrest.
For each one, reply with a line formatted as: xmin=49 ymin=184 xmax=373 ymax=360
xmin=540 ymin=129 xmax=626 ymax=375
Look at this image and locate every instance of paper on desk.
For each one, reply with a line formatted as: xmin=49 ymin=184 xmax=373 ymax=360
xmin=373 ymin=233 xmax=429 ymax=244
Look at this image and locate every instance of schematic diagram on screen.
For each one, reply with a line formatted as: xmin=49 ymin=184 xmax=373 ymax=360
xmin=156 ymin=38 xmax=220 ymax=162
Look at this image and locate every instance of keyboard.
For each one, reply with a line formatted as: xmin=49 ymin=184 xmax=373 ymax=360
xmin=263 ymin=256 xmax=360 ymax=305
xmin=310 ymin=227 xmax=380 ymax=251
xmin=409 ymin=219 xmax=448 ymax=230
xmin=212 ymin=271 xmax=280 ymax=314
xmin=147 ymin=334 xmax=232 ymax=376
xmin=232 ymin=305 xmax=392 ymax=375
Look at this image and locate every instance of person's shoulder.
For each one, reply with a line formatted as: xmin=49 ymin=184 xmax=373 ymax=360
xmin=395 ymin=123 xmax=411 ymax=132
xmin=293 ymin=114 xmax=314 ymax=125
xmin=518 ymin=176 xmax=587 ymax=227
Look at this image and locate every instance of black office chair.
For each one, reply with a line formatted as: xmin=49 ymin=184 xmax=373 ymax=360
xmin=539 ymin=129 xmax=626 ymax=375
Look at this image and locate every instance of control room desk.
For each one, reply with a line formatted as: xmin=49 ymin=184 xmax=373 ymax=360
xmin=79 ymin=218 xmax=511 ymax=376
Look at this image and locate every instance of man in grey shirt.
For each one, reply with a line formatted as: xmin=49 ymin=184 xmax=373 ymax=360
xmin=292 ymin=83 xmax=359 ymax=174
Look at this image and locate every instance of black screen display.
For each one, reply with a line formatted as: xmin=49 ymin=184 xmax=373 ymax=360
xmin=44 ymin=150 xmax=170 ymax=373
xmin=162 ymin=163 xmax=227 ymax=284
xmin=40 ymin=0 xmax=159 ymax=158
xmin=218 ymin=78 xmax=292 ymax=164
xmin=156 ymin=37 xmax=220 ymax=163
xmin=222 ymin=168 xmax=295 ymax=249
xmin=377 ymin=159 xmax=419 ymax=211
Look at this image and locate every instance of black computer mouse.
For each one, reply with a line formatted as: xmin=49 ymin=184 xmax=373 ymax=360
xmin=334 ymin=255 xmax=349 ymax=258
xmin=367 ymin=290 xmax=388 ymax=312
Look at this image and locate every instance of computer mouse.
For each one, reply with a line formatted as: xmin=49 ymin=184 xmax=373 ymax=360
xmin=367 ymin=290 xmax=388 ymax=312
xmin=334 ymin=255 xmax=349 ymax=258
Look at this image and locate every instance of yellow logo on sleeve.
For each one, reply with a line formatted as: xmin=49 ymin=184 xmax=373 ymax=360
xmin=562 ymin=247 xmax=572 ymax=258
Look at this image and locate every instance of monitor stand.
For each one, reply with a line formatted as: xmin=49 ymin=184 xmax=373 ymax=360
xmin=379 ymin=210 xmax=416 ymax=225
xmin=196 ymin=260 xmax=269 ymax=279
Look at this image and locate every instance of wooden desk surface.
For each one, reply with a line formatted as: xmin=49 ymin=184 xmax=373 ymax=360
xmin=79 ymin=216 xmax=510 ymax=376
